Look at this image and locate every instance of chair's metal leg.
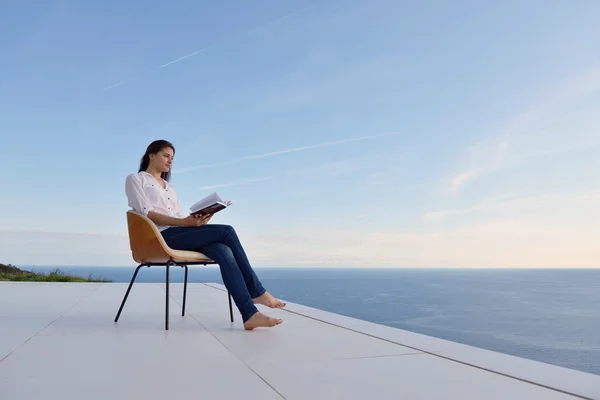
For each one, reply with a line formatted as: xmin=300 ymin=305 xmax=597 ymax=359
xmin=165 ymin=262 xmax=170 ymax=330
xmin=114 ymin=264 xmax=145 ymax=322
xmin=182 ymin=265 xmax=188 ymax=316
xmin=228 ymin=291 xmax=234 ymax=322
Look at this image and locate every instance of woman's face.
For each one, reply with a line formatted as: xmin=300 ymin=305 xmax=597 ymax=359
xmin=150 ymin=146 xmax=174 ymax=173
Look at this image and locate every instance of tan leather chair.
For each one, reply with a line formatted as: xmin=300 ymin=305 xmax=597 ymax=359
xmin=114 ymin=210 xmax=233 ymax=330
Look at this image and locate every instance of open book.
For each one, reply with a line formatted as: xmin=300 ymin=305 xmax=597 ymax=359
xmin=189 ymin=192 xmax=232 ymax=216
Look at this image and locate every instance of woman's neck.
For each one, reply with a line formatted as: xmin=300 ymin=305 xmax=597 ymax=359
xmin=145 ymin=167 xmax=162 ymax=182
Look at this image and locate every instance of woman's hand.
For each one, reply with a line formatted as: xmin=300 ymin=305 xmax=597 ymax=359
xmin=195 ymin=213 xmax=213 ymax=224
xmin=182 ymin=214 xmax=212 ymax=227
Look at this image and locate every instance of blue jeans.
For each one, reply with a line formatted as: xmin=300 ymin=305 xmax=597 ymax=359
xmin=161 ymin=224 xmax=265 ymax=322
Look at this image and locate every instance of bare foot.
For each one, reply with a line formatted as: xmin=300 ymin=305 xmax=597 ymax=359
xmin=244 ymin=312 xmax=283 ymax=330
xmin=253 ymin=292 xmax=286 ymax=308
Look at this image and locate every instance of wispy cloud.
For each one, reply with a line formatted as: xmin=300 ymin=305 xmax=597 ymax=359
xmin=174 ymin=131 xmax=402 ymax=173
xmin=197 ymin=176 xmax=274 ymax=191
xmin=192 ymin=145 xmax=409 ymax=192
xmin=424 ymin=192 xmax=526 ymax=223
xmin=194 ymin=158 xmax=372 ymax=191
xmin=102 ymin=4 xmax=317 ymax=92
xmin=245 ymin=213 xmax=600 ymax=268
xmin=450 ymin=69 xmax=600 ymax=191
xmin=195 ymin=162 xmax=360 ymax=192
xmin=244 ymin=188 xmax=600 ymax=268
xmin=424 ymin=188 xmax=600 ymax=223
xmin=423 ymin=209 xmax=463 ymax=223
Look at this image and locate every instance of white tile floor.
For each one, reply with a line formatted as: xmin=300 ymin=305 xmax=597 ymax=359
xmin=1 ymin=281 xmax=598 ymax=400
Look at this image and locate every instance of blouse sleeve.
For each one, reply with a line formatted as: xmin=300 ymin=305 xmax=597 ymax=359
xmin=125 ymin=174 xmax=153 ymax=215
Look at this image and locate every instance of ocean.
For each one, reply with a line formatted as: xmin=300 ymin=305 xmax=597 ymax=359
xmin=26 ymin=266 xmax=600 ymax=376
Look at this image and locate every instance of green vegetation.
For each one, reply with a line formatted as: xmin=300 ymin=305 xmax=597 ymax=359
xmin=0 ymin=263 xmax=111 ymax=282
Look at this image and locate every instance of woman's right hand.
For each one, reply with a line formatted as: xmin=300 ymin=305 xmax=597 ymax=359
xmin=181 ymin=214 xmax=211 ymax=227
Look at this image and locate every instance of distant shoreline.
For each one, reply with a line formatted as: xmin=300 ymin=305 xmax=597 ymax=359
xmin=0 ymin=263 xmax=111 ymax=282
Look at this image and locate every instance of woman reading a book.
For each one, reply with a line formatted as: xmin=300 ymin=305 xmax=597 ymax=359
xmin=125 ymin=140 xmax=285 ymax=330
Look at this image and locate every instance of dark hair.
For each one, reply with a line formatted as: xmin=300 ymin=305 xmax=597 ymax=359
xmin=138 ymin=139 xmax=175 ymax=181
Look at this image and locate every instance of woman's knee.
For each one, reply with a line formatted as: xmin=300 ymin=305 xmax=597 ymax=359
xmin=202 ymin=243 xmax=235 ymax=263
xmin=213 ymin=224 xmax=236 ymax=236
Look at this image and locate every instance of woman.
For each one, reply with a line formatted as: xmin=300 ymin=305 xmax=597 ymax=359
xmin=125 ymin=139 xmax=285 ymax=330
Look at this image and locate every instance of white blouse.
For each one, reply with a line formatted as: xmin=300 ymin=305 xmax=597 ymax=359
xmin=125 ymin=171 xmax=186 ymax=231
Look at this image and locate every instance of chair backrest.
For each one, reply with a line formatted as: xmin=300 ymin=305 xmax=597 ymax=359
xmin=126 ymin=210 xmax=172 ymax=263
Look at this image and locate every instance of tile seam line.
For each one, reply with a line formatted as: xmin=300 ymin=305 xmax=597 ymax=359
xmin=203 ymin=283 xmax=593 ymax=400
xmin=157 ymin=282 xmax=288 ymax=400
xmin=333 ymin=352 xmax=424 ymax=361
xmin=0 ymin=283 xmax=106 ymax=364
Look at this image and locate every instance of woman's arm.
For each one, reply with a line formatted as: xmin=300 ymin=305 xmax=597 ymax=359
xmin=148 ymin=210 xmax=210 ymax=227
xmin=148 ymin=211 xmax=188 ymax=227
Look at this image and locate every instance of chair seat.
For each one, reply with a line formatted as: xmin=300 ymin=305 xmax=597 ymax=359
xmin=168 ymin=249 xmax=212 ymax=263
xmin=126 ymin=210 xmax=215 ymax=265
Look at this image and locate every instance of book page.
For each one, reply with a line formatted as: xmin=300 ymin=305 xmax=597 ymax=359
xmin=190 ymin=192 xmax=222 ymax=213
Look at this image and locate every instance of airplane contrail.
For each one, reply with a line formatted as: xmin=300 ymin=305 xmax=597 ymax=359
xmin=102 ymin=4 xmax=317 ymax=92
xmin=102 ymin=79 xmax=131 ymax=92
xmin=158 ymin=48 xmax=209 ymax=69
xmin=174 ymin=131 xmax=402 ymax=174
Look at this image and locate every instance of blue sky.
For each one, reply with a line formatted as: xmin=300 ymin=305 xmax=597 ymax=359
xmin=1 ymin=0 xmax=599 ymax=268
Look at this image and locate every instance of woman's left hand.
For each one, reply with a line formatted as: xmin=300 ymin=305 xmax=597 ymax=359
xmin=193 ymin=213 xmax=212 ymax=225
